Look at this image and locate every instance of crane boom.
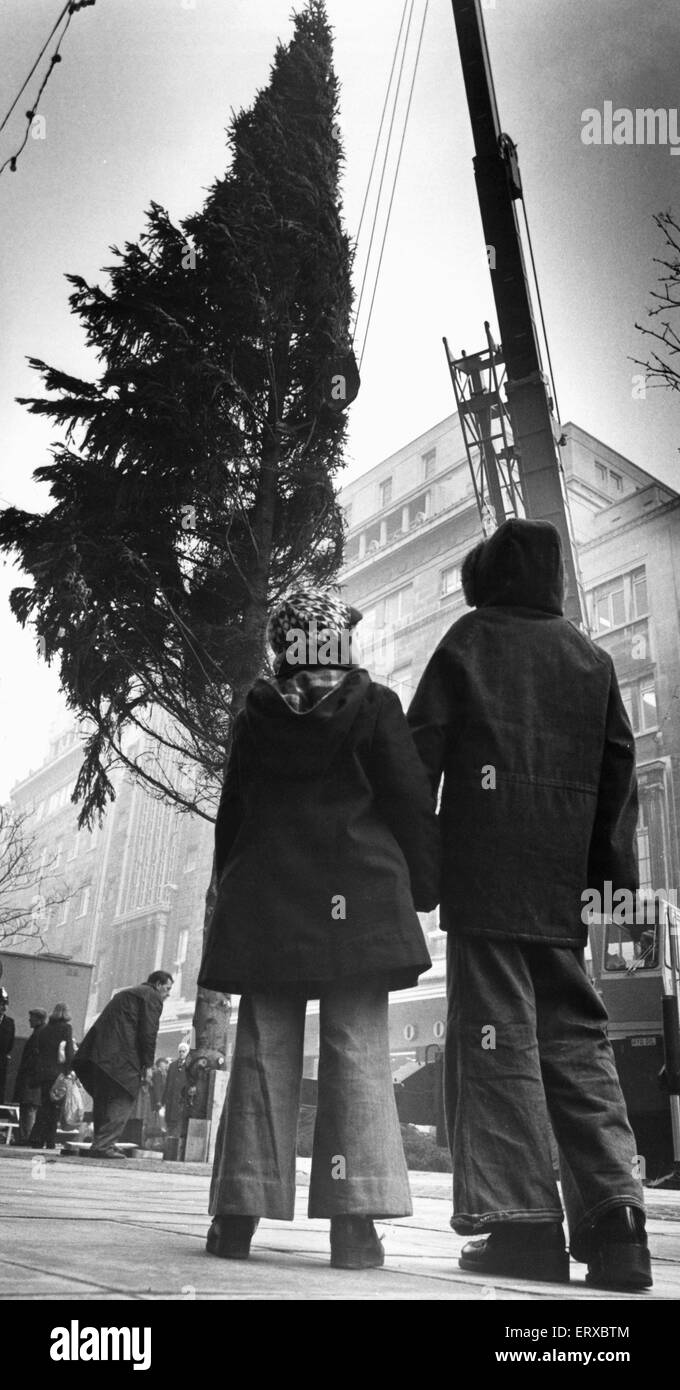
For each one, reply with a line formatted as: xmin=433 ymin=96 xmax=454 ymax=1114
xmin=450 ymin=0 xmax=584 ymax=625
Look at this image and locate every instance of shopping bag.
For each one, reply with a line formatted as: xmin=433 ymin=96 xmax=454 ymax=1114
xmin=62 ymin=1075 xmax=85 ymax=1127
xmin=49 ymin=1073 xmax=69 ymax=1103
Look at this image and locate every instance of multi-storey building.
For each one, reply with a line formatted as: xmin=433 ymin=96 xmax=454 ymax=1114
xmin=7 ymin=723 xmax=214 ymax=1055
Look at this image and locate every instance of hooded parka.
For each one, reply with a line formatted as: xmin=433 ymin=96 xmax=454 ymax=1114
xmin=407 ymin=519 xmax=639 ymax=947
xmin=198 ymin=666 xmax=438 ymax=995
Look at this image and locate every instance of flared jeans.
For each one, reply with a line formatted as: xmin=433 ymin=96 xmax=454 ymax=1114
xmin=446 ymin=936 xmax=646 ymax=1261
xmin=209 ymin=980 xmax=412 ymax=1220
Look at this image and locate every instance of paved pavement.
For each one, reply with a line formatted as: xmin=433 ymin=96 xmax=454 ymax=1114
xmin=1 ymin=1147 xmax=679 ymax=1300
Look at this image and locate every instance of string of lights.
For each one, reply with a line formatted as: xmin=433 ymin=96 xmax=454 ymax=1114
xmin=0 ymin=0 xmax=96 ymax=179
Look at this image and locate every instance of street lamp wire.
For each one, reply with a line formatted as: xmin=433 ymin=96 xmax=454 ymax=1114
xmin=0 ymin=1 xmax=96 ymax=179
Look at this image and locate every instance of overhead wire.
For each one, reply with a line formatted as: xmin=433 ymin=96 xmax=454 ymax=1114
xmin=357 ymin=0 xmax=429 ymax=371
xmin=0 ymin=1 xmax=96 ymax=179
xmin=352 ymin=0 xmax=416 ymax=345
xmin=351 ymin=0 xmax=409 ymax=269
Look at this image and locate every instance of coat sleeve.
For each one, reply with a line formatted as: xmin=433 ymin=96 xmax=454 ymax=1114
xmin=366 ymin=687 xmax=440 ymax=912
xmin=214 ymin=712 xmax=247 ymax=881
xmin=406 ymin=644 xmax=456 ymax=800
xmin=4 ymin=1018 xmax=15 ymax=1057
xmin=137 ymin=993 xmax=162 ymax=1072
xmin=587 ymin=660 xmax=639 ymax=896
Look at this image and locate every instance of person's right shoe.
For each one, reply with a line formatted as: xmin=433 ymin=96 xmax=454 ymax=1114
xmin=89 ymin=1147 xmax=127 ymax=1159
xmin=206 ymin=1216 xmax=259 ymax=1259
xmin=458 ymin=1221 xmax=570 ymax=1283
xmin=330 ymin=1216 xmax=385 ymax=1269
xmin=586 ymin=1206 xmax=653 ymax=1290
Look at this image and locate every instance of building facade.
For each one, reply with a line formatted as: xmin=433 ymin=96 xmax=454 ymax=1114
xmin=7 ymin=723 xmax=215 ymax=1054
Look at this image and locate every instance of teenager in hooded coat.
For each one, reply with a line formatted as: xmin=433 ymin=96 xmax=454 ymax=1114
xmin=199 ymin=587 xmax=439 ymax=1268
xmin=407 ymin=518 xmax=652 ymax=1291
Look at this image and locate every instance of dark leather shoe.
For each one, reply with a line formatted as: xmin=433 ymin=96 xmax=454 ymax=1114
xmin=206 ymin=1216 xmax=259 ymax=1259
xmin=330 ymin=1216 xmax=385 ymax=1269
xmin=586 ymin=1206 xmax=652 ymax=1290
xmin=459 ymin=1222 xmax=570 ymax=1283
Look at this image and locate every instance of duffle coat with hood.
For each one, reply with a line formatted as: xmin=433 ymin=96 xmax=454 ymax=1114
xmin=198 ymin=666 xmax=439 ymax=996
xmin=407 ymin=518 xmax=639 ymax=948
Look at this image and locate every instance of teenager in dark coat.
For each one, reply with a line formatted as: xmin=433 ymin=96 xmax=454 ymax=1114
xmin=408 ymin=518 xmax=651 ymax=1290
xmin=200 ymin=586 xmax=439 ymax=1268
xmin=73 ymin=973 xmax=173 ymax=1158
xmin=29 ymin=1003 xmax=74 ymax=1149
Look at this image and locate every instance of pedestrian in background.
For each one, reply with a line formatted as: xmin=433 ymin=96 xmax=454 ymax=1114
xmin=199 ymin=587 xmax=439 ymax=1268
xmin=162 ymin=1043 xmax=189 ymax=1138
xmin=72 ymin=972 xmax=173 ymax=1159
xmin=151 ymin=1057 xmax=170 ymax=1115
xmin=0 ymin=988 xmax=16 ymax=1104
xmin=13 ymin=1007 xmax=47 ymax=1144
xmin=29 ymin=1003 xmax=74 ymax=1150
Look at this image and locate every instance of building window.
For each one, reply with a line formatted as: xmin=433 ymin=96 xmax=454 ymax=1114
xmin=636 ymin=824 xmax=652 ymax=894
xmin=595 ymin=461 xmax=607 ymax=486
xmin=631 ymin=568 xmax=648 ymax=619
xmin=75 ymin=885 xmax=91 ymax=918
xmin=384 ymin=584 xmax=414 ymax=627
xmin=380 ymin=477 xmax=393 ymax=507
xmin=590 ymin=566 xmax=647 ymax=634
xmin=610 ymin=470 xmax=623 ymax=493
xmin=441 ymin=564 xmax=461 ymax=597
xmin=184 ymin=847 xmax=197 ymax=874
xmin=53 ymin=897 xmax=69 ymax=928
xmin=422 ymin=448 xmax=437 ymax=480
xmin=176 ymin=928 xmax=189 ymax=965
xmin=68 ymin=830 xmax=82 ymax=862
xmin=620 ymin=677 xmax=658 ymax=734
xmin=53 ymin=841 xmax=63 ymax=872
xmin=408 ymin=491 xmax=430 ymax=527
xmin=344 ymin=503 xmax=352 ymax=529
xmin=640 ymin=678 xmax=658 ymax=731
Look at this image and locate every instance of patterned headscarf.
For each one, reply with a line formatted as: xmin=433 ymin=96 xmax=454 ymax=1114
xmin=267 ymin=587 xmax=362 ymax=673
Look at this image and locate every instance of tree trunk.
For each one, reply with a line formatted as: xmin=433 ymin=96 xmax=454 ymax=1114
xmin=190 ymin=423 xmax=282 ymax=1111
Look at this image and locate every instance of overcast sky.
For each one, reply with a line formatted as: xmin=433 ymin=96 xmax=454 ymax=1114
xmin=1 ymin=0 xmax=679 ymax=798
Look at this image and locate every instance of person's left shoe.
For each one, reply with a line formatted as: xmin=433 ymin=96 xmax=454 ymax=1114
xmin=206 ymin=1216 xmax=259 ymax=1259
xmin=330 ymin=1216 xmax=385 ymax=1269
xmin=459 ymin=1222 xmax=570 ymax=1283
xmin=585 ymin=1206 xmax=653 ymax=1290
xmin=89 ymin=1147 xmax=127 ymax=1160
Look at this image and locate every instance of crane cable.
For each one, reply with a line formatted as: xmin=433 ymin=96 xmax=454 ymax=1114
xmin=351 ymin=0 xmax=410 ymax=256
xmin=0 ymin=1 xmax=96 ymax=178
xmin=518 ymin=190 xmax=562 ymax=428
xmin=352 ymin=0 xmax=415 ymax=339
xmin=357 ymin=0 xmax=429 ymax=372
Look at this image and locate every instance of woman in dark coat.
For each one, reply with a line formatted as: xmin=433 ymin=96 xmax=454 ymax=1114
xmin=29 ymin=1003 xmax=75 ymax=1150
xmin=199 ymin=587 xmax=439 ymax=1269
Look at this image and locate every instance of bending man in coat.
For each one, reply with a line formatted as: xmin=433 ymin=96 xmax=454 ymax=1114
xmin=73 ymin=972 xmax=173 ymax=1159
xmin=408 ymin=518 xmax=651 ymax=1290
